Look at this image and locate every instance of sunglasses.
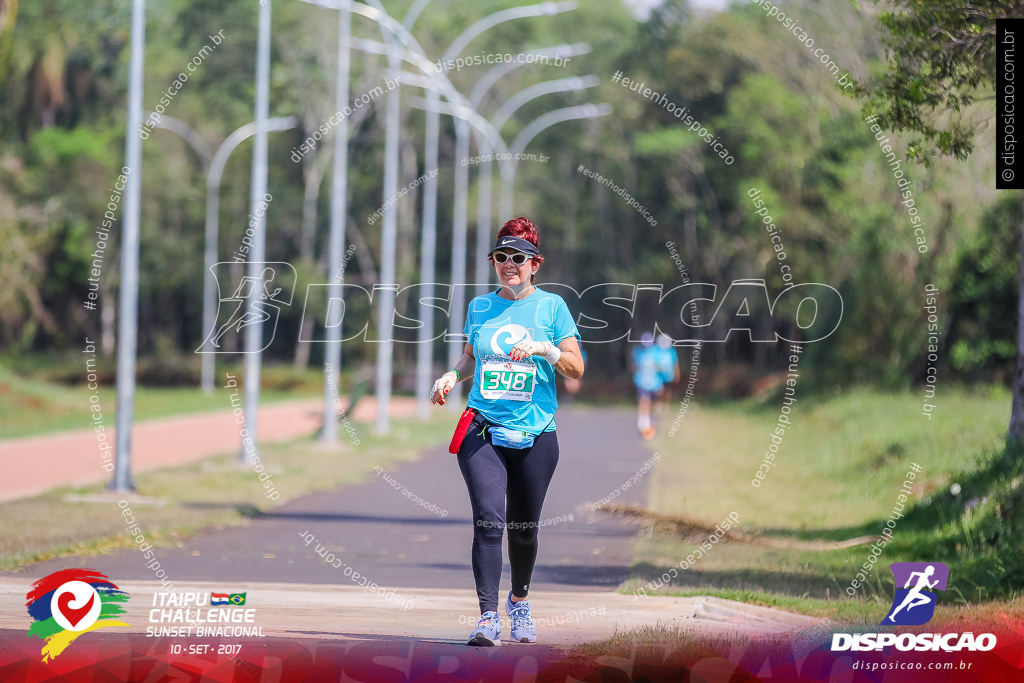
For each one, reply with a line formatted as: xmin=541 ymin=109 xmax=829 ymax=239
xmin=491 ymin=251 xmax=532 ymax=265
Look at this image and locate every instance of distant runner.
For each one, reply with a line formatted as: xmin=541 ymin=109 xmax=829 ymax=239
xmin=631 ymin=332 xmax=662 ymax=440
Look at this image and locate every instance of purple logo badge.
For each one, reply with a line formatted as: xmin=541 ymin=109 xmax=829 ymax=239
xmin=882 ymin=562 xmax=949 ymax=626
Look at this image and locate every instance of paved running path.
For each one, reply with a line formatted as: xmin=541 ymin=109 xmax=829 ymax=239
xmin=13 ymin=407 xmax=653 ymax=594
xmin=0 ymin=396 xmax=415 ymax=503
xmin=1 ymin=406 xmax=825 ymax=647
xmin=0 ymin=587 xmax=820 ymax=676
xmin=0 ymin=580 xmax=821 ymax=646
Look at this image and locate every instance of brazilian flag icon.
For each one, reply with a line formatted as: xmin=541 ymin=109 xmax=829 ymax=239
xmin=228 ymin=593 xmax=247 ymax=605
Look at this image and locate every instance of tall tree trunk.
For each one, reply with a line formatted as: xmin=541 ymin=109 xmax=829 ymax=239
xmin=1009 ymin=190 xmax=1024 ymax=444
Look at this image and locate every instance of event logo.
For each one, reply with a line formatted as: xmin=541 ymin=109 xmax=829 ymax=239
xmin=831 ymin=562 xmax=996 ymax=653
xmin=882 ymin=562 xmax=948 ymax=625
xmin=25 ymin=569 xmax=130 ymax=662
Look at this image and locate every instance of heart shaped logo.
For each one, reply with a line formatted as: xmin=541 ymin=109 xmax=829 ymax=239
xmin=27 ymin=569 xmax=128 ymax=661
xmin=49 ymin=581 xmax=101 ymax=632
xmin=56 ymin=591 xmax=95 ymax=628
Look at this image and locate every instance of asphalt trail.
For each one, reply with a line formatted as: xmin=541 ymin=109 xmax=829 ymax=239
xmin=17 ymin=407 xmax=655 ymax=594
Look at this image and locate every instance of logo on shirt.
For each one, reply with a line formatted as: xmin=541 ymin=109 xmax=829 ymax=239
xmin=490 ymin=324 xmax=533 ymax=355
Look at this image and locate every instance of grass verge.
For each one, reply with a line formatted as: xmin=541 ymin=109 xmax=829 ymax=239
xmin=618 ymin=385 xmax=1021 ymax=626
xmin=0 ymin=363 xmax=342 ymax=439
xmin=0 ymin=411 xmax=452 ymax=572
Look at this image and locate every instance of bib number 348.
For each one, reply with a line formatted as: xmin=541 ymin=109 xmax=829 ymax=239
xmin=480 ymin=359 xmax=535 ymax=401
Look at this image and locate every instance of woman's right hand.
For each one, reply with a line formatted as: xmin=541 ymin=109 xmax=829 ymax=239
xmin=430 ymin=371 xmax=459 ymax=405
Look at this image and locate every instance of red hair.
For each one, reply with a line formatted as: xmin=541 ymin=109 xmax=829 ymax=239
xmin=489 ymin=217 xmax=544 ymax=283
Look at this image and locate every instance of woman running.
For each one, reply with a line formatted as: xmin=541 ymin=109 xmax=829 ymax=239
xmin=430 ymin=217 xmax=584 ymax=646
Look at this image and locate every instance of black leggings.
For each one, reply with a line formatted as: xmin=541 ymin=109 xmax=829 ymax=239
xmin=457 ymin=426 xmax=559 ymax=614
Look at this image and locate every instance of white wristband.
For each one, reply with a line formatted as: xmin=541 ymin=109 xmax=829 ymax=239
xmin=543 ymin=343 xmax=562 ymax=365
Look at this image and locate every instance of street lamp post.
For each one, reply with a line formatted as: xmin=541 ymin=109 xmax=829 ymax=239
xmin=478 ymin=74 xmax=600 ymax=296
xmin=299 ymin=0 xmax=523 ymax=424
xmin=489 ymin=75 xmax=600 ymax=132
xmin=152 ymin=116 xmax=297 ymax=394
xmin=241 ymin=0 xmax=273 ymax=463
xmin=467 ymin=43 xmax=592 ymax=296
xmin=364 ymin=0 xmax=405 ymax=435
xmin=204 ymin=118 xmax=297 ymax=395
xmin=499 ymin=103 xmax=612 ymax=218
xmin=322 ymin=3 xmax=352 ymax=443
xmin=110 ymin=0 xmax=146 ymax=493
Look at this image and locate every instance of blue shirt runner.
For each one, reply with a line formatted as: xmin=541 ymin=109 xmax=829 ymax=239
xmin=632 ymin=345 xmax=664 ymax=393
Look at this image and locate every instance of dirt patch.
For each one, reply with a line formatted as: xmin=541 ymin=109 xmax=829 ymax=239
xmin=595 ymin=503 xmax=874 ymax=550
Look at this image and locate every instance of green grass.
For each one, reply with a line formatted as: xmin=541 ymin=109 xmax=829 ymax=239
xmin=0 ymin=411 xmax=453 ymax=571
xmin=0 ymin=363 xmax=339 ymax=439
xmin=623 ymin=385 xmax=1022 ymax=625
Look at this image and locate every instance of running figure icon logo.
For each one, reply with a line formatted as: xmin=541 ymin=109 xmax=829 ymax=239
xmin=881 ymin=562 xmax=949 ymax=625
xmin=197 ymin=262 xmax=296 ymax=354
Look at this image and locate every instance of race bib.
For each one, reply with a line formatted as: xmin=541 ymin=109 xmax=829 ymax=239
xmin=479 ymin=354 xmax=536 ymax=401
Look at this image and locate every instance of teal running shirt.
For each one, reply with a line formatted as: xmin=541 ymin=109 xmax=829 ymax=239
xmin=632 ymin=345 xmax=664 ymax=392
xmin=463 ymin=287 xmax=580 ymax=435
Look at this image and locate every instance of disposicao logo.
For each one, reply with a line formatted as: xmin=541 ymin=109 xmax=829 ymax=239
xmin=26 ymin=569 xmax=130 ymax=662
xmin=831 ymin=562 xmax=996 ymax=653
xmin=882 ymin=562 xmax=947 ymax=625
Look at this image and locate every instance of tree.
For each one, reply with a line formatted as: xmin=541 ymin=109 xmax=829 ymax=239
xmin=858 ymin=0 xmax=1024 ymax=442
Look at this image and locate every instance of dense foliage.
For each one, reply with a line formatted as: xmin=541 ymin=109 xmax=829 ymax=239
xmin=0 ymin=0 xmax=1007 ymax=388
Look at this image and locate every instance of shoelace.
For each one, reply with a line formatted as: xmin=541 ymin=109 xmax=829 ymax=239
xmin=476 ymin=614 xmax=497 ymax=631
xmin=508 ymin=602 xmax=533 ymax=631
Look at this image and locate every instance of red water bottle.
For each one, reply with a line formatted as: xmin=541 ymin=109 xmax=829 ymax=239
xmin=449 ymin=408 xmax=477 ymax=454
